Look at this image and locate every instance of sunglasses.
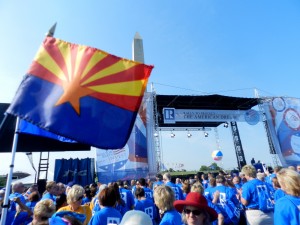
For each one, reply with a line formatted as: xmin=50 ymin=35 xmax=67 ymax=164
xmin=184 ymin=209 xmax=203 ymax=216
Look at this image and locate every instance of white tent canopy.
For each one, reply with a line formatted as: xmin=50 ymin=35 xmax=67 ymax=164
xmin=11 ymin=171 xmax=54 ymax=185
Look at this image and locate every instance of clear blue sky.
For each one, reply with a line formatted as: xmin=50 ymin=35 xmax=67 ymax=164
xmin=0 ymin=1 xmax=300 ymax=175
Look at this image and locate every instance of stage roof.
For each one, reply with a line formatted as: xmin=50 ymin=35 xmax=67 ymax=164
xmin=0 ymin=103 xmax=91 ymax=153
xmin=156 ymin=94 xmax=260 ymax=128
xmin=0 ymin=94 xmax=259 ymax=152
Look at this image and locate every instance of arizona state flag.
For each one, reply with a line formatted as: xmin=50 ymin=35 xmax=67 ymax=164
xmin=6 ymin=37 xmax=153 ymax=149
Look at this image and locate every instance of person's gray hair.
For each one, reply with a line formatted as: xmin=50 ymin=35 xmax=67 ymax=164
xmin=66 ymin=185 xmax=84 ymax=204
xmin=12 ymin=182 xmax=23 ymax=192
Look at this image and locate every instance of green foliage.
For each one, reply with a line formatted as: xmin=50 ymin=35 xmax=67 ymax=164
xmin=199 ymin=162 xmax=222 ymax=172
xmin=199 ymin=165 xmax=209 ymax=171
xmin=160 ymin=163 xmax=226 ymax=178
xmin=0 ymin=176 xmax=6 ymax=187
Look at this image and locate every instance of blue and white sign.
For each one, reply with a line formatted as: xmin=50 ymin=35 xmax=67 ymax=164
xmin=162 ymin=108 xmax=262 ymax=124
xmin=163 ymin=108 xmax=176 ymax=124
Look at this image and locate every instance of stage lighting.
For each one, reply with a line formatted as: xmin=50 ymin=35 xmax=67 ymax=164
xmin=224 ymin=122 xmax=229 ymax=128
xmin=187 ymin=132 xmax=192 ymax=138
xmin=154 ymin=132 xmax=159 ymax=137
xmin=170 ymin=132 xmax=175 ymax=138
xmin=204 ymin=132 xmax=209 ymax=137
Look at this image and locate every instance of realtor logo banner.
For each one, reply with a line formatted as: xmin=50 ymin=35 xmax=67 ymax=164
xmin=163 ymin=108 xmax=261 ymax=125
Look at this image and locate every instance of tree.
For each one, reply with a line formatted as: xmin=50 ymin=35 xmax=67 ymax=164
xmin=199 ymin=165 xmax=209 ymax=171
xmin=209 ymin=162 xmax=222 ymax=171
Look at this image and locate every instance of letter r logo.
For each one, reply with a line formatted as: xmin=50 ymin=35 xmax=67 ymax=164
xmin=163 ymin=108 xmax=176 ymax=124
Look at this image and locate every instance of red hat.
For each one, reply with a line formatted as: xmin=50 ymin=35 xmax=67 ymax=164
xmin=174 ymin=192 xmax=218 ymax=221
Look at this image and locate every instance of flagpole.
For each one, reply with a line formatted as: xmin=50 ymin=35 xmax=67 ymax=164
xmin=0 ymin=23 xmax=57 ymax=225
xmin=0 ymin=117 xmax=20 ymax=225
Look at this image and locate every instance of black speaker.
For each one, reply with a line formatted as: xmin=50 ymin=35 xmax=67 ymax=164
xmin=37 ymin=179 xmax=47 ymax=196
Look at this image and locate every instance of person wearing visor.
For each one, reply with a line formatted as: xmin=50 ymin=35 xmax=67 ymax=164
xmin=174 ymin=192 xmax=218 ymax=225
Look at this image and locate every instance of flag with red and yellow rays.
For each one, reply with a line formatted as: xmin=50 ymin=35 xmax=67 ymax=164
xmin=6 ymin=37 xmax=154 ymax=149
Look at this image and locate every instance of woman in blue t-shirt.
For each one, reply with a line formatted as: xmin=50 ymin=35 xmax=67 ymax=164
xmin=153 ymin=185 xmax=182 ymax=225
xmin=271 ymin=177 xmax=286 ymax=203
xmin=274 ymin=168 xmax=300 ymax=225
xmin=89 ymin=186 xmax=122 ymax=225
xmin=240 ymin=165 xmax=274 ymax=225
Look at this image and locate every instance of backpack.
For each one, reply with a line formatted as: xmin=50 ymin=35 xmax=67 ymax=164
xmin=256 ymin=184 xmax=274 ymax=212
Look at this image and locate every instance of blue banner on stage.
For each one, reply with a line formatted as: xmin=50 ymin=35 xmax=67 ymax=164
xmin=54 ymin=158 xmax=95 ymax=186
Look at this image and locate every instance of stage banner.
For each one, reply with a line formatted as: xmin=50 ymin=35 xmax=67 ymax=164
xmin=263 ymin=97 xmax=300 ymax=167
xmin=95 ymin=96 xmax=149 ymax=184
xmin=54 ymin=158 xmax=95 ymax=186
xmin=163 ymin=108 xmax=261 ymax=125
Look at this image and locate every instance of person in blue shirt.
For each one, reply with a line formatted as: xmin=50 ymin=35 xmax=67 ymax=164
xmin=232 ymin=175 xmax=243 ymax=191
xmin=211 ymin=175 xmax=239 ymax=225
xmin=153 ymin=185 xmax=182 ymax=225
xmin=271 ymin=177 xmax=286 ymax=203
xmin=175 ymin=178 xmax=183 ymax=189
xmin=90 ymin=184 xmax=107 ymax=215
xmin=152 ymin=174 xmax=164 ymax=190
xmin=23 ymin=184 xmax=38 ymax=201
xmin=6 ymin=183 xmax=30 ymax=225
xmin=9 ymin=182 xmax=26 ymax=212
xmin=113 ymin=183 xmax=129 ymax=217
xmin=182 ymin=182 xmax=190 ymax=200
xmin=204 ymin=178 xmax=216 ymax=201
xmin=257 ymin=172 xmax=275 ymax=200
xmin=89 ymin=186 xmax=122 ymax=225
xmin=82 ymin=186 xmax=93 ymax=205
xmin=267 ymin=166 xmax=282 ymax=185
xmin=274 ymin=168 xmax=300 ymax=225
xmin=138 ymin=178 xmax=154 ymax=201
xmin=163 ymin=172 xmax=184 ymax=200
xmin=25 ymin=191 xmax=40 ymax=213
xmin=240 ymin=165 xmax=274 ymax=225
xmin=134 ymin=187 xmax=158 ymax=225
xmin=117 ymin=180 xmax=135 ymax=210
xmin=9 ymin=197 xmax=33 ymax=225
xmin=41 ymin=181 xmax=58 ymax=204
xmin=201 ymin=173 xmax=209 ymax=189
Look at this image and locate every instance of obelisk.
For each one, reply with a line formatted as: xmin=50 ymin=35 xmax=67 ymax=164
xmin=132 ymin=32 xmax=144 ymax=63
xmin=132 ymin=32 xmax=156 ymax=176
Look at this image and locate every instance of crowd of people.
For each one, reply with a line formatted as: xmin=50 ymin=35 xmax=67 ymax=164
xmin=0 ymin=164 xmax=299 ymax=225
